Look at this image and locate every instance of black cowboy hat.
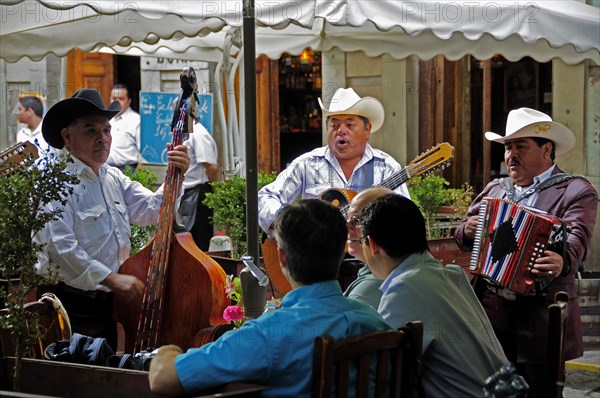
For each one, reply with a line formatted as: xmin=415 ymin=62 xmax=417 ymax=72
xmin=42 ymin=88 xmax=121 ymax=149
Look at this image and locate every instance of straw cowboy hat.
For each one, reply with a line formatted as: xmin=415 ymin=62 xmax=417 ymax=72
xmin=485 ymin=107 xmax=575 ymax=155
xmin=42 ymin=88 xmax=120 ymax=149
xmin=318 ymin=88 xmax=384 ymax=133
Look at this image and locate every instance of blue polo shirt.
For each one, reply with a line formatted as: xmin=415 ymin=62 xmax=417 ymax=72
xmin=175 ymin=280 xmax=391 ymax=397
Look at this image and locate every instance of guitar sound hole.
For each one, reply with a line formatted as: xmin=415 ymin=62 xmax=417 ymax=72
xmin=320 ymin=189 xmax=350 ymax=209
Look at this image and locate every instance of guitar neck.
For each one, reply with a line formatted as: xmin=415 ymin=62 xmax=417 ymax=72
xmin=0 ymin=141 xmax=39 ymax=177
xmin=331 ymin=142 xmax=454 ymax=218
xmin=378 ymin=169 xmax=410 ymax=191
xmin=337 ymin=169 xmax=409 ymax=217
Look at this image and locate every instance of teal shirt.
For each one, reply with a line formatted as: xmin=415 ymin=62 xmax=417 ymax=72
xmin=344 ymin=265 xmax=383 ymax=309
xmin=175 ymin=280 xmax=391 ymax=397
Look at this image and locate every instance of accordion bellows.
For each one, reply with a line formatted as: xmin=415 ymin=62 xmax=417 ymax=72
xmin=469 ymin=197 xmax=567 ymax=295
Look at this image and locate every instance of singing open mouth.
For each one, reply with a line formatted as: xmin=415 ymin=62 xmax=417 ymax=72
xmin=335 ymin=137 xmax=350 ymax=149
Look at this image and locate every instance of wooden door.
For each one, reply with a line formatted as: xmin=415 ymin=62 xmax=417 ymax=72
xmin=255 ymin=55 xmax=279 ymax=174
xmin=66 ymin=50 xmax=114 ymax=105
xmin=418 ymin=56 xmax=490 ymax=189
xmin=419 ymin=56 xmax=466 ymax=187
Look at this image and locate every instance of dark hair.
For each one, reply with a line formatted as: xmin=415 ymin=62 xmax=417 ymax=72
xmin=19 ymin=96 xmax=43 ymax=118
xmin=274 ymin=200 xmax=347 ymax=285
xmin=360 ymin=194 xmax=428 ymax=259
xmin=112 ymin=84 xmax=130 ymax=99
xmin=531 ymin=137 xmax=555 ymax=160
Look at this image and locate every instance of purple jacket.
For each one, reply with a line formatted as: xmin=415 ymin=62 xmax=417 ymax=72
xmin=454 ymin=167 xmax=598 ymax=361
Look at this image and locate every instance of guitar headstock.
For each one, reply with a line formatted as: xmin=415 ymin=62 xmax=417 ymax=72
xmin=0 ymin=141 xmax=39 ymax=177
xmin=405 ymin=142 xmax=454 ymax=178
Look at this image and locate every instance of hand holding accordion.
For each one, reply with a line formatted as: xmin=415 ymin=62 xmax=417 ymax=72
xmin=469 ymin=197 xmax=569 ymax=295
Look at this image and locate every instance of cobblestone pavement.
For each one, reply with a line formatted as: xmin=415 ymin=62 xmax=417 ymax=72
xmin=564 ymin=350 xmax=600 ymax=398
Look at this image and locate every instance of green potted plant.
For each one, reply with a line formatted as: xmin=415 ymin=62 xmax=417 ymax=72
xmin=203 ymin=171 xmax=277 ymax=260
xmin=407 ymin=174 xmax=474 ymax=239
xmin=407 ymin=174 xmax=474 ymax=270
xmin=122 ymin=166 xmax=158 ymax=254
xmin=0 ymin=155 xmax=78 ymax=392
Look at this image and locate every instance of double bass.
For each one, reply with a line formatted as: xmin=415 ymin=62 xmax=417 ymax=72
xmin=113 ymin=67 xmax=228 ymax=354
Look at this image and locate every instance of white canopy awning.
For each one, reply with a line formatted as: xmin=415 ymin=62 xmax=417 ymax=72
xmin=1 ymin=0 xmax=599 ymax=64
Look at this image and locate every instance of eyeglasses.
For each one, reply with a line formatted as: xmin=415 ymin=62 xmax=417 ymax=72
xmin=346 ymin=215 xmax=361 ymax=229
xmin=348 ymin=235 xmax=369 ymax=245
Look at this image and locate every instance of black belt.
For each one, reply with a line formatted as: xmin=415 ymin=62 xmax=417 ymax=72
xmin=55 ymin=282 xmax=113 ymax=301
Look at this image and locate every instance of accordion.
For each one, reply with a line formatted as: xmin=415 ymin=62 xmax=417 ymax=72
xmin=469 ymin=197 xmax=568 ymax=295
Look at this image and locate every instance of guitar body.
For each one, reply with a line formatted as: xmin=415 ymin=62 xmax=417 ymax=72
xmin=263 ymin=188 xmax=359 ymax=295
xmin=262 ymin=237 xmax=290 ymax=295
xmin=319 ymin=188 xmax=358 ymax=209
xmin=262 ymin=143 xmax=455 ymax=296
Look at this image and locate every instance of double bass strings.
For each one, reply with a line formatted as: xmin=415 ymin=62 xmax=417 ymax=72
xmin=135 ymin=101 xmax=189 ymax=353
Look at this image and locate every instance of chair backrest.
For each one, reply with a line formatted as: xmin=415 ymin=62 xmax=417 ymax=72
xmin=312 ymin=321 xmax=423 ymax=398
xmin=546 ymin=291 xmax=568 ymax=398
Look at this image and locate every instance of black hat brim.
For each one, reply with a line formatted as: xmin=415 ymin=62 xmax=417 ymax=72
xmin=42 ymin=99 xmax=120 ymax=149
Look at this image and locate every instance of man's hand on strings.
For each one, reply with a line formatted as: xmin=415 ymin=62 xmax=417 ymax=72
xmin=166 ymin=143 xmax=190 ymax=174
xmin=102 ymin=273 xmax=145 ymax=302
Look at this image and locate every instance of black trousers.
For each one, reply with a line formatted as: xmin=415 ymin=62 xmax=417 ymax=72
xmin=476 ymin=279 xmax=564 ymax=398
xmin=38 ymin=283 xmax=117 ymax=351
xmin=184 ymin=183 xmax=214 ymax=251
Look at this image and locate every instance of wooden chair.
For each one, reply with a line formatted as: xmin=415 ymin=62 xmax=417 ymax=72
xmin=546 ymin=291 xmax=569 ymax=398
xmin=312 ymin=321 xmax=423 ymax=398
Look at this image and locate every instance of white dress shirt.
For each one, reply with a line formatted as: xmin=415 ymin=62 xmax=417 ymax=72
xmin=17 ymin=123 xmax=55 ymax=156
xmin=511 ymin=164 xmax=557 ymax=206
xmin=35 ymin=157 xmax=165 ymax=291
xmin=107 ymin=107 xmax=141 ymax=167
xmin=182 ymin=122 xmax=217 ymax=189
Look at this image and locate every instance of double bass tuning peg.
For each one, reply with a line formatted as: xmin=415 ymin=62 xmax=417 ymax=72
xmin=180 ymin=67 xmax=198 ymax=95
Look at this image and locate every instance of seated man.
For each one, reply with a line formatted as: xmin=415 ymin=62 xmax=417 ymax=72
xmin=343 ymin=187 xmax=393 ymax=309
xmin=358 ymin=194 xmax=508 ymax=397
xmin=149 ymin=199 xmax=391 ymax=397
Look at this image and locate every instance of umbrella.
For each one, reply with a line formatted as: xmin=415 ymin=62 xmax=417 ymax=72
xmin=1 ymin=1 xmax=598 ymax=64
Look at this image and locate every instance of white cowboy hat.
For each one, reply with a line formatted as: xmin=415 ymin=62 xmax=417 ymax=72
xmin=485 ymin=107 xmax=575 ymax=155
xmin=318 ymin=88 xmax=384 ymax=133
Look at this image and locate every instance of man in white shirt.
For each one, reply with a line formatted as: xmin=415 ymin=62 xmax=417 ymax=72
xmin=15 ymin=96 xmax=53 ymax=154
xmin=106 ymin=84 xmax=141 ymax=171
xmin=36 ymin=88 xmax=190 ymax=349
xmin=177 ymin=120 xmax=219 ymax=250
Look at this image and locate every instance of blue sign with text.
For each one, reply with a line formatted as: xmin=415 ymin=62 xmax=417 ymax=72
xmin=140 ymin=92 xmax=213 ymax=165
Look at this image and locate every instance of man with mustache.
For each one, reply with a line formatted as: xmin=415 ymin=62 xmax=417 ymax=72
xmin=258 ymin=88 xmax=409 ymax=235
xmin=454 ymin=107 xmax=598 ymax=397
xmin=35 ymin=89 xmax=190 ymax=349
